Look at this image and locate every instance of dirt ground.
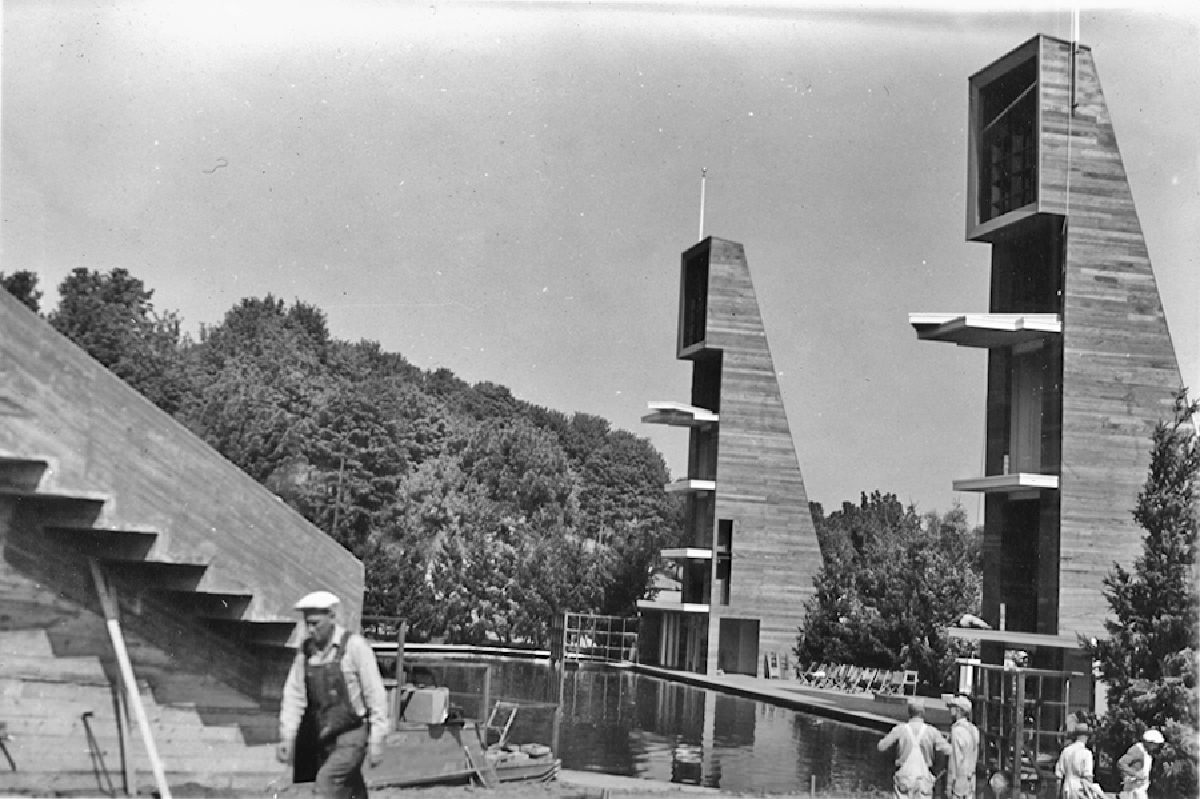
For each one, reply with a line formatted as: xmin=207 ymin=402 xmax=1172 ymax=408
xmin=268 ymin=770 xmax=856 ymax=799
xmin=370 ymin=783 xmax=650 ymax=799
xmin=365 ymin=784 xmax=804 ymax=799
xmin=343 ymin=773 xmax=876 ymax=799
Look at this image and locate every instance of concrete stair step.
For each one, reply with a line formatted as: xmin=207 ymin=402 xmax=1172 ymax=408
xmin=42 ymin=629 xmax=176 ymax=668
xmin=0 ymin=627 xmax=55 ymax=657
xmin=0 ymin=653 xmax=112 ymax=684
xmin=139 ymin=671 xmax=262 ymax=709
xmin=0 ymin=585 xmax=282 ymax=792
xmin=2 ymin=678 xmax=266 ymax=731
xmin=205 ymin=617 xmax=300 ymax=648
xmin=2 ymin=716 xmax=245 ymax=744
xmin=0 ymin=455 xmax=49 ymax=491
xmin=0 ymin=766 xmax=283 ymax=796
xmin=43 ymin=525 xmax=160 ymax=561
xmin=0 ymin=488 xmax=108 ymax=527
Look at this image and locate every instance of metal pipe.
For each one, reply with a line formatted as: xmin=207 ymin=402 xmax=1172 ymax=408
xmin=81 ymin=711 xmax=115 ymax=796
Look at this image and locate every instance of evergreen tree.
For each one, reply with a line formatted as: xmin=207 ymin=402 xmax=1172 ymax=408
xmin=1084 ymin=390 xmax=1199 ymax=796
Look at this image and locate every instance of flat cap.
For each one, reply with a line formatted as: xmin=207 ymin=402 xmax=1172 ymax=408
xmin=948 ymin=696 xmax=972 ymax=714
xmin=294 ymin=590 xmax=340 ymax=611
xmin=1143 ymin=729 xmax=1164 ymax=744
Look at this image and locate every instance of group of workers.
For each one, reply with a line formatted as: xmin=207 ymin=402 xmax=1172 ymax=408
xmin=877 ymin=696 xmax=980 ymax=799
xmin=1055 ymin=723 xmax=1164 ymax=799
xmin=276 ymin=590 xmax=1169 ymax=799
xmin=877 ymin=694 xmax=1166 ymax=799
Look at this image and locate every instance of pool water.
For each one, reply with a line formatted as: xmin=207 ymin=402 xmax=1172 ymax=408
xmin=478 ymin=661 xmax=896 ymax=795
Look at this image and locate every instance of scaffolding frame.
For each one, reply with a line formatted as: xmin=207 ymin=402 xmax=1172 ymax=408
xmin=970 ymin=663 xmax=1091 ymax=798
xmin=551 ymin=613 xmax=638 ymax=663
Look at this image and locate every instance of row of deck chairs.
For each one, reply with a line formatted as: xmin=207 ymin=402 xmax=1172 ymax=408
xmin=795 ymin=663 xmax=919 ymax=696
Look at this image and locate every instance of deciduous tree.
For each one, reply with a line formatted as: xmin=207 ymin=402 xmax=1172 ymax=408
xmin=796 ymin=493 xmax=981 ymax=692
xmin=49 ymin=268 xmax=185 ymax=413
xmin=1 ymin=270 xmax=42 ymax=313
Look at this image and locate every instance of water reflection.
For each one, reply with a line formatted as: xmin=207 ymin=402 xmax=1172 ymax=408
xmin=484 ymin=661 xmax=893 ymax=795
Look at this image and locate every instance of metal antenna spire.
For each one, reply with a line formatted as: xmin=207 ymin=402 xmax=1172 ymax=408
xmin=698 ymin=168 xmax=708 ymax=242
xmin=1070 ymin=7 xmax=1081 ymax=111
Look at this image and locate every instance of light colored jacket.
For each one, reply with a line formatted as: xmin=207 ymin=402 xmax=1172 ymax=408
xmin=1055 ymin=740 xmax=1095 ymax=799
xmin=279 ymin=624 xmax=389 ymax=749
xmin=947 ymin=718 xmax=979 ymax=797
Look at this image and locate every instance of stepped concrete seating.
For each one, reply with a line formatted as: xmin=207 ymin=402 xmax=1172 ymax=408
xmin=0 ymin=290 xmax=362 ymax=632
xmin=0 ymin=290 xmax=362 ymax=792
xmin=0 ymin=454 xmax=312 ymax=644
xmin=0 ymin=628 xmax=281 ymax=794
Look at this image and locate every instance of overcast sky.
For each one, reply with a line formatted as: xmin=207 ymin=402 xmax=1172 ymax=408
xmin=4 ymin=2 xmax=1197 ymax=523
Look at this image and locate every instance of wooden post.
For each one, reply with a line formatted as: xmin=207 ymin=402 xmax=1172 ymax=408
xmin=480 ymin=664 xmax=492 ymax=724
xmin=389 ymin=621 xmax=407 ymax=730
xmin=89 ymin=560 xmax=173 ymax=799
xmin=551 ymin=660 xmax=565 ymax=758
xmin=1011 ymin=670 xmax=1024 ymax=797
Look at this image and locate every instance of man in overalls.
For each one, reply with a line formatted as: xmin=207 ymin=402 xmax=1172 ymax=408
xmin=877 ymin=699 xmax=951 ymax=799
xmin=277 ymin=591 xmax=389 ymax=799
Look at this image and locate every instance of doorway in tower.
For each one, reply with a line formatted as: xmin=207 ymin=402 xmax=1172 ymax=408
xmin=659 ymin=612 xmax=710 ymax=673
xmin=717 ymin=618 xmax=760 ymax=676
xmin=997 ymin=498 xmax=1040 ymax=632
xmin=1008 ymin=342 xmax=1049 ymax=473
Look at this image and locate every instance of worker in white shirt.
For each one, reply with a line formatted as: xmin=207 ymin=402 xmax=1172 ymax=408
xmin=1118 ymin=728 xmax=1164 ymax=799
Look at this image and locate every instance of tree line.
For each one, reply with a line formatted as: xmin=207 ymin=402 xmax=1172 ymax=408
xmin=0 ymin=268 xmax=991 ymax=672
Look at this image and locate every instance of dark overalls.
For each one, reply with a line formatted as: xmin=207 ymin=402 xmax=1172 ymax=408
xmin=300 ymin=630 xmax=369 ymax=799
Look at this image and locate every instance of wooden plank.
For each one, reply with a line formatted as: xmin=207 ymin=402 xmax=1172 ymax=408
xmin=89 ymin=559 xmax=173 ymax=799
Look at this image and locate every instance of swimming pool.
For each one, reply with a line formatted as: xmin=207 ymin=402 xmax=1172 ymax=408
xmin=471 ymin=660 xmax=895 ymax=795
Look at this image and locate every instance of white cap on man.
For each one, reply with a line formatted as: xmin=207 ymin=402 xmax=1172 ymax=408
xmin=1143 ymin=729 xmax=1165 ymax=744
xmin=293 ymin=590 xmax=340 ymax=611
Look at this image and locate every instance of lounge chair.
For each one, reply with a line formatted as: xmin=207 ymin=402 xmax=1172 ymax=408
xmin=805 ymin=663 xmax=829 ymax=686
xmin=837 ymin=666 xmax=862 ymax=692
xmin=865 ymin=668 xmax=889 ymax=693
xmin=809 ymin=662 xmax=833 ymax=687
xmin=854 ymin=667 xmax=879 ymax=693
xmin=878 ymin=670 xmax=904 ymax=695
xmin=822 ymin=664 xmax=850 ymax=690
